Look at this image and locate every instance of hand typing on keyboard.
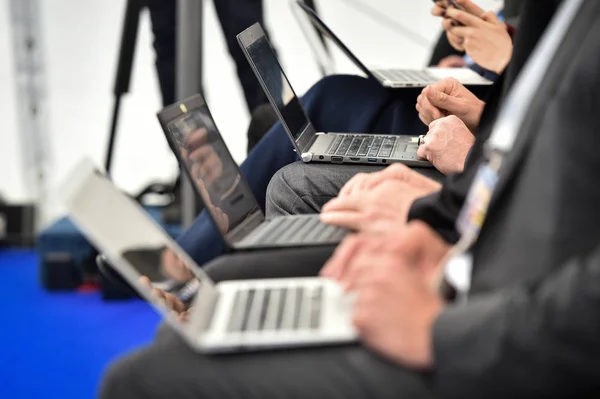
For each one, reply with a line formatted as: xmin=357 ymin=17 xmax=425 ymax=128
xmin=321 ymin=221 xmax=449 ymax=369
xmin=321 ymin=179 xmax=437 ymax=234
xmin=336 ymin=163 xmax=441 ymax=199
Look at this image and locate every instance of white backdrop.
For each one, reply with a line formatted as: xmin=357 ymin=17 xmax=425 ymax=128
xmin=0 ymin=0 xmax=501 ymax=228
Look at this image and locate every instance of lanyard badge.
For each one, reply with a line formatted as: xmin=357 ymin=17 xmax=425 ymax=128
xmin=456 ymin=159 xmax=500 ymax=248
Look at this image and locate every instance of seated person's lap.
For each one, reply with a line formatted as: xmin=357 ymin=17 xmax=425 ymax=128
xmin=266 ymin=162 xmax=444 ymax=217
xmin=100 ymin=324 xmax=434 ymax=399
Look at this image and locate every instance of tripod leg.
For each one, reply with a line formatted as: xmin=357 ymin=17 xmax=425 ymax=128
xmin=105 ymin=0 xmax=144 ymax=175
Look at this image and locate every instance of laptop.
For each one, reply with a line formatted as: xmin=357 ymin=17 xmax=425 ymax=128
xmin=238 ymin=23 xmax=432 ymax=167
xmin=297 ymin=2 xmax=493 ymax=88
xmin=157 ymin=93 xmax=347 ymax=249
xmin=61 ymin=159 xmax=357 ymax=352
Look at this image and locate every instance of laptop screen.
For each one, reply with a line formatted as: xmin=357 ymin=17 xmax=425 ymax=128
xmin=61 ymin=159 xmax=216 ymax=333
xmin=245 ymin=34 xmax=314 ymax=152
xmin=165 ymin=106 xmax=263 ymax=244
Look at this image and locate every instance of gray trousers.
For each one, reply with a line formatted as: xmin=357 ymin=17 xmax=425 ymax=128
xmin=266 ymin=162 xmax=444 ymax=217
xmin=99 ymin=249 xmax=435 ymax=399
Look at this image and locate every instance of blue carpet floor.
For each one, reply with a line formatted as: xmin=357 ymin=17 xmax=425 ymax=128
xmin=0 ymin=248 xmax=161 ymax=398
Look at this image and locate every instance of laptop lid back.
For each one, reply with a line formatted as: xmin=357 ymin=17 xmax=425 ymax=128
xmin=157 ymin=94 xmax=265 ymax=247
xmin=238 ymin=23 xmax=317 ymax=154
xmin=60 ymin=159 xmax=218 ymax=343
xmin=296 ymin=2 xmax=377 ymax=81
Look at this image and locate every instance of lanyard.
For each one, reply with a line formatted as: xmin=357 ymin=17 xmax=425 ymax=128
xmin=434 ymin=0 xmax=584 ymax=296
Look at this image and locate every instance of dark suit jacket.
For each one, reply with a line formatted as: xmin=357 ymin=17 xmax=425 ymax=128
xmin=433 ymin=1 xmax=600 ymax=396
xmin=408 ymin=0 xmax=565 ymax=244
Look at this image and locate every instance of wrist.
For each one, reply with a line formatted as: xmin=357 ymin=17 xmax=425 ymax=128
xmin=491 ymin=46 xmax=513 ymax=74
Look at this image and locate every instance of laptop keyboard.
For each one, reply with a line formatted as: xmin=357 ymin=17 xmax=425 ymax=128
xmin=259 ymin=216 xmax=346 ymax=245
xmin=227 ymin=284 xmax=324 ymax=333
xmin=327 ymin=135 xmax=397 ymax=158
xmin=374 ymin=69 xmax=437 ymax=85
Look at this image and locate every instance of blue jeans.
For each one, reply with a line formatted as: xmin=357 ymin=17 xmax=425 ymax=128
xmin=177 ymin=74 xmax=427 ymax=265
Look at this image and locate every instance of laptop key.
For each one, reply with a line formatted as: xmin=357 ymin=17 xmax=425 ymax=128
xmin=346 ymin=137 xmax=363 ymax=156
xmin=275 ymin=288 xmax=288 ymax=330
xmin=226 ymin=289 xmax=245 ymax=332
xmin=310 ymin=286 xmax=323 ymax=330
xmin=258 ymin=289 xmax=271 ymax=331
xmin=293 ymin=287 xmax=305 ymax=330
xmin=335 ymin=136 xmax=353 ymax=155
xmin=357 ymin=137 xmax=373 ymax=157
xmin=327 ymin=135 xmax=344 ymax=155
xmin=240 ymin=289 xmax=256 ymax=332
xmin=273 ymin=217 xmax=304 ymax=244
xmin=287 ymin=217 xmax=319 ymax=244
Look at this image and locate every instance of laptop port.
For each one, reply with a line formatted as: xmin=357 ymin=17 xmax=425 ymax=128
xmin=319 ymin=155 xmax=324 ymax=160
xmin=382 ymin=159 xmax=387 ymax=163
xmin=331 ymin=156 xmax=343 ymax=164
xmin=367 ymin=158 xmax=377 ymax=163
xmin=350 ymin=157 xmax=360 ymax=162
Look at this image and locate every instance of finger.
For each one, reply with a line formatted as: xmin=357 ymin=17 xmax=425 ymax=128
xmin=342 ymin=250 xmax=380 ymax=292
xmin=139 ymin=276 xmax=152 ymax=289
xmin=320 ymin=211 xmax=365 ymax=230
xmin=445 ymin=8 xmax=483 ymax=27
xmin=320 ymin=235 xmax=363 ymax=279
xmin=189 ymin=145 xmax=215 ymax=164
xmin=163 ymin=292 xmax=184 ymax=313
xmin=183 ymin=128 xmax=208 ymax=149
xmin=417 ymin=142 xmax=429 ymax=160
xmin=446 ymin=31 xmax=465 ymax=50
xmin=431 ymin=4 xmax=446 ymax=17
xmin=200 ymin=154 xmax=223 ymax=184
xmin=151 ymin=287 xmax=167 ymax=303
xmin=418 ymin=110 xmax=431 ymax=127
xmin=322 ymin=194 xmax=364 ymax=213
xmin=339 ymin=173 xmax=368 ymax=197
xmin=426 ymin=87 xmax=460 ymax=115
xmin=442 ymin=17 xmax=454 ymax=32
xmin=179 ymin=310 xmax=190 ymax=323
xmin=448 ymin=26 xmax=472 ymax=39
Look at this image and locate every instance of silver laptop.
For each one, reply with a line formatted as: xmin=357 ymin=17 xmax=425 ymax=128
xmin=297 ymin=2 xmax=493 ymax=88
xmin=61 ymin=159 xmax=357 ymax=353
xmin=238 ymin=23 xmax=432 ymax=167
xmin=156 ymin=93 xmax=347 ymax=249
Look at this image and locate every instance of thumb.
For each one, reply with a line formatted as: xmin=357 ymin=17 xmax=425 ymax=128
xmin=427 ymin=88 xmax=460 ymax=113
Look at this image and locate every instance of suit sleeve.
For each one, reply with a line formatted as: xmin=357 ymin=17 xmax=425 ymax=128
xmin=432 ymin=247 xmax=600 ymax=397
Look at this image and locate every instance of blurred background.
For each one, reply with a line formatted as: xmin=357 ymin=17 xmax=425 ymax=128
xmin=0 ymin=0 xmax=501 ymax=397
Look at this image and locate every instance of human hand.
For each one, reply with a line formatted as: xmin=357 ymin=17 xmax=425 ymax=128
xmin=351 ymin=248 xmax=445 ymax=369
xmin=437 ymin=55 xmax=468 ymax=68
xmin=191 ymin=175 xmax=230 ymax=235
xmin=185 ymin=128 xmax=223 ymax=186
xmin=321 ymin=221 xmax=450 ymax=288
xmin=445 ymin=6 xmax=513 ymax=74
xmin=337 ymin=163 xmax=441 ymax=200
xmin=431 ymin=0 xmax=486 ymax=51
xmin=161 ymin=248 xmax=194 ymax=282
xmin=139 ymin=276 xmax=190 ymax=322
xmin=416 ymin=77 xmax=485 ymax=132
xmin=417 ymin=115 xmax=474 ymax=175
xmin=321 ymin=179 xmax=440 ymax=233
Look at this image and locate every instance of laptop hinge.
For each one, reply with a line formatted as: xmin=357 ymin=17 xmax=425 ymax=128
xmin=226 ymin=210 xmax=265 ymax=244
xmin=295 ymin=123 xmax=318 ymax=154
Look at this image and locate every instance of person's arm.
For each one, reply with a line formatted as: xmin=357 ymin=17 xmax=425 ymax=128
xmin=433 ymin=247 xmax=600 ymax=397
